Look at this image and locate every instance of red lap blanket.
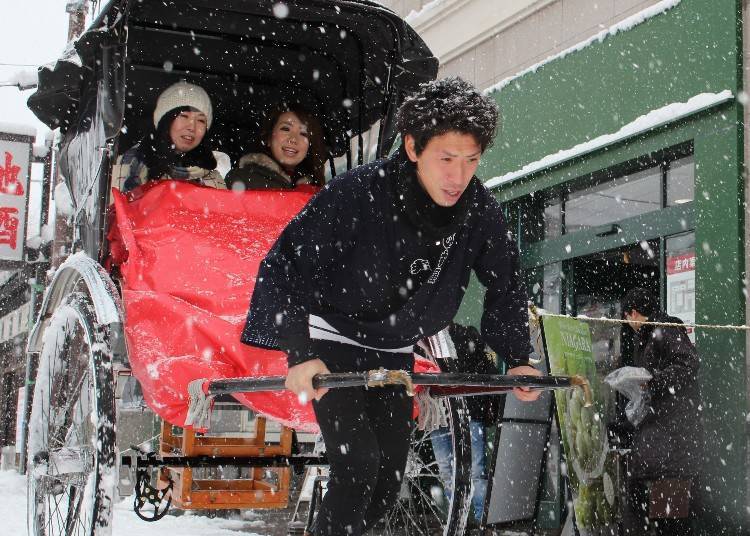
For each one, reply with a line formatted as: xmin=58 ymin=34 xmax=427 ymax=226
xmin=110 ymin=181 xmax=438 ymax=432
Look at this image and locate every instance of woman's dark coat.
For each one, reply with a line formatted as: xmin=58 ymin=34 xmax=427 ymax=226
xmin=629 ymin=312 xmax=703 ymax=480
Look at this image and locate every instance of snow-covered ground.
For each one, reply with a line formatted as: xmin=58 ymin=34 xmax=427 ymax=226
xmin=0 ymin=470 xmax=265 ymax=536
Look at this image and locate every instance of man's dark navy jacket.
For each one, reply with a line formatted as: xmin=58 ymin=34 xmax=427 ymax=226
xmin=241 ymin=149 xmax=532 ymax=369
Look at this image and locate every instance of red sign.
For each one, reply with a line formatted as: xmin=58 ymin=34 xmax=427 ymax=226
xmin=0 ymin=207 xmax=19 ymax=249
xmin=666 ymin=253 xmax=695 ymax=275
xmin=0 ymin=136 xmax=31 ymax=263
xmin=0 ymin=152 xmax=24 ymax=196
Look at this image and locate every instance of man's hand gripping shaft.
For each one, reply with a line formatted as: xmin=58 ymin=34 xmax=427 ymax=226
xmin=285 ymin=358 xmax=330 ymax=403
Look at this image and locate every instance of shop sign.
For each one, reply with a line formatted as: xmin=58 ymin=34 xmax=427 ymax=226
xmin=543 ymin=315 xmax=620 ymax=533
xmin=0 ymin=138 xmax=31 ymax=264
xmin=666 ymin=251 xmax=695 ymax=343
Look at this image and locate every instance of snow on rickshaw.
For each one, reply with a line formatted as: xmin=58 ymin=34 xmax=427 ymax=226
xmin=22 ymin=2 xmax=590 ymax=535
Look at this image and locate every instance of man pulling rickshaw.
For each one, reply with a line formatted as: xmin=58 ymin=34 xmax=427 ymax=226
xmin=241 ymin=77 xmax=543 ymax=536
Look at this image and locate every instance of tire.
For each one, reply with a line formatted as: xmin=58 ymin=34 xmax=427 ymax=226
xmin=27 ymin=292 xmax=117 ymax=536
xmin=382 ymin=361 xmax=472 ymax=536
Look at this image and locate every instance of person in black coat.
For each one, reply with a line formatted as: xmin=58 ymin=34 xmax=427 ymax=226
xmin=621 ymin=287 xmax=703 ymax=535
xmin=241 ymin=77 xmax=541 ymax=536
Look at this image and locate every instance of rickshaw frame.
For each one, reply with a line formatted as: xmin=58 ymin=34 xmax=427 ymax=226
xmin=21 ymin=2 xmax=484 ymax=535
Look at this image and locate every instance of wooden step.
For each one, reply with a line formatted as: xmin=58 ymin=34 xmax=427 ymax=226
xmin=161 ymin=465 xmax=291 ymax=510
xmin=160 ymin=416 xmax=293 ymax=457
xmin=158 ymin=415 xmax=294 ymax=509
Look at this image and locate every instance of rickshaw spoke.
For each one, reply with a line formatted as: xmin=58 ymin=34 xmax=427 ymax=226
xmin=403 ymin=500 xmax=433 ymax=535
xmin=414 ymin=459 xmax=442 ymax=480
xmin=410 ymin=481 xmax=447 ymax=521
xmin=50 ymin=488 xmax=68 ymax=534
xmin=393 ymin=503 xmax=431 ymax=535
xmin=58 ymin=368 xmax=88 ymax=444
xmin=66 ymin=386 xmax=92 ymax=450
xmin=64 ymin=485 xmax=79 ymax=535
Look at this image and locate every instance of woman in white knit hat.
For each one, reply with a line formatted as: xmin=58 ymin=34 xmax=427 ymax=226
xmin=112 ymin=81 xmax=225 ymax=192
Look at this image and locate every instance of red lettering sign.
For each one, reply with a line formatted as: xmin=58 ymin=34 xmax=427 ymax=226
xmin=0 ymin=151 xmax=24 ymax=196
xmin=666 ymin=252 xmax=696 ymax=275
xmin=0 ymin=207 xmax=19 ymax=249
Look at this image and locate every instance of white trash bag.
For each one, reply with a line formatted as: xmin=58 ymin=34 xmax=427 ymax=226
xmin=603 ymin=366 xmax=652 ymax=427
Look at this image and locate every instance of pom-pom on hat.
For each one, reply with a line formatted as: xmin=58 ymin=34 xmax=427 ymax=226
xmin=153 ymin=81 xmax=213 ymax=129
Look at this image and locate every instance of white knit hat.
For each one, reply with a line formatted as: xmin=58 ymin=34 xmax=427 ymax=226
xmin=153 ymin=81 xmax=213 ymax=129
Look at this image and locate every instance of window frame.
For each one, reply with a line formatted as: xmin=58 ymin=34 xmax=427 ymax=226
xmin=541 ymin=142 xmax=693 ymax=239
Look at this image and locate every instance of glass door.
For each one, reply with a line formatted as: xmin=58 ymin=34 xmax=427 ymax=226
xmin=567 ymin=240 xmax=660 ymax=368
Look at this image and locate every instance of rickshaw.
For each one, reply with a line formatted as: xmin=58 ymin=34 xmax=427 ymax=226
xmin=22 ymin=2 xmax=590 ymax=535
xmin=20 ymin=1 xmax=477 ymax=535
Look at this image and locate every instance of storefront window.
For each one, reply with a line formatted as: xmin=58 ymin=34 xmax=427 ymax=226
xmin=525 ymin=151 xmax=695 ymax=243
xmin=564 ymin=166 xmax=662 ymax=233
xmin=542 ymin=262 xmax=563 ymax=314
xmin=544 ymin=196 xmax=562 ymax=240
xmin=666 ymin=156 xmax=695 ymax=206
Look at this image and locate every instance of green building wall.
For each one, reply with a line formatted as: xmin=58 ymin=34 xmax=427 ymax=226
xmin=483 ymin=0 xmax=741 ymax=178
xmin=460 ymin=0 xmax=746 ymax=530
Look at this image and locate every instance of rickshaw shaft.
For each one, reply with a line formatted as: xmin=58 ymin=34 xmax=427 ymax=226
xmin=205 ymin=371 xmax=592 ymax=406
xmin=207 ymin=372 xmax=372 ymax=396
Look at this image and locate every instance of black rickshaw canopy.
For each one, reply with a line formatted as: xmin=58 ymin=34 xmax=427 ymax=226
xmin=28 ymin=0 xmax=438 ymax=163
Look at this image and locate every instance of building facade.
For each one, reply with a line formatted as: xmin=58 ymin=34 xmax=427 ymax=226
xmin=379 ymin=0 xmax=668 ymax=92
xmin=379 ymin=0 xmax=747 ymax=531
xmin=0 ymin=126 xmax=53 ymax=464
xmin=0 ymin=265 xmax=45 ymax=457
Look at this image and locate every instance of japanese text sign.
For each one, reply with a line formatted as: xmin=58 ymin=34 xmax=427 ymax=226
xmin=0 ymin=139 xmax=30 ymax=262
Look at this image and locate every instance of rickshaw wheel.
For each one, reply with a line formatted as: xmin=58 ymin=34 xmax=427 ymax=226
xmin=382 ymin=395 xmax=472 ymax=536
xmin=27 ymin=292 xmax=117 ymax=536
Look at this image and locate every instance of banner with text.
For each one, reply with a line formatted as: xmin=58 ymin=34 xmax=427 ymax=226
xmin=543 ymin=315 xmax=620 ymax=532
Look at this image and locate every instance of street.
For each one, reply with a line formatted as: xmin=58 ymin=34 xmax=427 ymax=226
xmin=0 ymin=469 xmax=272 ymax=536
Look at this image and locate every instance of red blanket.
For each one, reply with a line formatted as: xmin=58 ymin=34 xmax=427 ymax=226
xmin=111 ymin=181 xmax=437 ymax=432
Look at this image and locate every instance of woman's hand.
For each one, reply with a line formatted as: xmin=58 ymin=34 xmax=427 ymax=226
xmin=508 ymin=364 xmax=543 ymax=402
xmin=285 ymin=358 xmax=330 ymax=403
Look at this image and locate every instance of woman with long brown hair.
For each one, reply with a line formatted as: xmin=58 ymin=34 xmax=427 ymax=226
xmin=226 ymin=104 xmax=327 ymax=189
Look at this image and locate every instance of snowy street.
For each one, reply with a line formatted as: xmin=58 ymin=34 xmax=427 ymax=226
xmin=0 ymin=470 xmax=268 ymax=536
xmin=1 ymin=0 xmax=746 ymax=532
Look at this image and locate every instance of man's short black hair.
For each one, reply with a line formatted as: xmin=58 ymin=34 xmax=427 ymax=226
xmin=622 ymin=287 xmax=656 ymax=317
xmin=396 ymin=77 xmax=499 ymax=155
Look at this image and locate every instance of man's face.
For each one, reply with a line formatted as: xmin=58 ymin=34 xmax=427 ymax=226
xmin=404 ymin=132 xmax=481 ymax=207
xmin=624 ymin=309 xmax=646 ymax=332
